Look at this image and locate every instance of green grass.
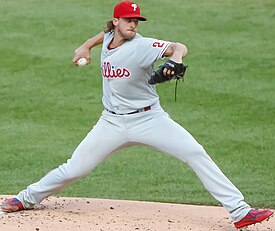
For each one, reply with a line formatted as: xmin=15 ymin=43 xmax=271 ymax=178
xmin=0 ymin=0 xmax=274 ymax=208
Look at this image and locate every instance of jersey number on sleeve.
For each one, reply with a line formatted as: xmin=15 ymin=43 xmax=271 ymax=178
xmin=152 ymin=41 xmax=165 ymax=48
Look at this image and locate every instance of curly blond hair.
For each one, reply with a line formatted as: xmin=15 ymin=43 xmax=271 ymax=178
xmin=104 ymin=20 xmax=115 ymax=33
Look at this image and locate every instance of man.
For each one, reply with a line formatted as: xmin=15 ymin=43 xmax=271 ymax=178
xmin=2 ymin=1 xmax=273 ymax=229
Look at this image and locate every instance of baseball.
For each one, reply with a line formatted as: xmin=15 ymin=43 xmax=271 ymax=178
xmin=77 ymin=58 xmax=88 ymax=66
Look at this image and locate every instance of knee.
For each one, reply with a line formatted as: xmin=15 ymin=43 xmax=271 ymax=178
xmin=185 ymin=144 xmax=215 ymax=169
xmin=182 ymin=143 xmax=208 ymax=162
xmin=192 ymin=144 xmax=207 ymax=156
xmin=57 ymin=162 xmax=88 ymax=182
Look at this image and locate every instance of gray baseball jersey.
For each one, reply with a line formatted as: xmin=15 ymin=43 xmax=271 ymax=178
xmin=16 ymin=31 xmax=251 ymax=225
xmin=101 ymin=32 xmax=170 ymax=114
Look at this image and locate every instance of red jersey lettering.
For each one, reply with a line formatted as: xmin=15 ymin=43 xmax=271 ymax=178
xmin=102 ymin=62 xmax=131 ymax=78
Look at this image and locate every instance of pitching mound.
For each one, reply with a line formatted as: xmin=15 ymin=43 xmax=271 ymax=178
xmin=0 ymin=196 xmax=274 ymax=231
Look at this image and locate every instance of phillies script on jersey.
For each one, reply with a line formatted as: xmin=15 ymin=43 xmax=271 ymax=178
xmin=102 ymin=62 xmax=131 ymax=78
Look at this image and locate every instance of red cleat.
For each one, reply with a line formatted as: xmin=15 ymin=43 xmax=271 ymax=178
xmin=1 ymin=198 xmax=24 ymax=213
xmin=234 ymin=209 xmax=273 ymax=229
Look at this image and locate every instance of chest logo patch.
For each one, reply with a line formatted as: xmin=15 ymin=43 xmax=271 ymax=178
xmin=102 ymin=62 xmax=131 ymax=78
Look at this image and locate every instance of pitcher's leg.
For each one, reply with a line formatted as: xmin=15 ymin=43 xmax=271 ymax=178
xmin=17 ymin=116 xmax=127 ymax=209
xmin=132 ymin=111 xmax=250 ymax=222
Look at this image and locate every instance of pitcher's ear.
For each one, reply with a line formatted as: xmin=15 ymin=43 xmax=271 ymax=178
xmin=113 ymin=18 xmax=119 ymax=26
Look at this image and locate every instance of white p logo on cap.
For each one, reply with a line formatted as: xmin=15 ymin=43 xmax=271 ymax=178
xmin=131 ymin=3 xmax=137 ymax=11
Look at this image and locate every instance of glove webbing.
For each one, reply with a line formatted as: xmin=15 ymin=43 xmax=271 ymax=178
xmin=174 ymin=78 xmax=183 ymax=102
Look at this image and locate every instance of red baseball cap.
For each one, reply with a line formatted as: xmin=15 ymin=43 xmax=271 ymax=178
xmin=113 ymin=1 xmax=147 ymax=21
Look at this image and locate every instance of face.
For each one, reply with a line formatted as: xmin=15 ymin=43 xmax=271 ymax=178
xmin=113 ymin=18 xmax=139 ymax=40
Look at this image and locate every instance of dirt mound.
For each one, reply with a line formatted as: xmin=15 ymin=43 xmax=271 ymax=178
xmin=0 ymin=196 xmax=273 ymax=231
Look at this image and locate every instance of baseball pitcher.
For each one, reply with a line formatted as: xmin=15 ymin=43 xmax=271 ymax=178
xmin=2 ymin=1 xmax=273 ymax=229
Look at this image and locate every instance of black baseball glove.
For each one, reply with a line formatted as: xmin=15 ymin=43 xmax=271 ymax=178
xmin=148 ymin=60 xmax=188 ymax=85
